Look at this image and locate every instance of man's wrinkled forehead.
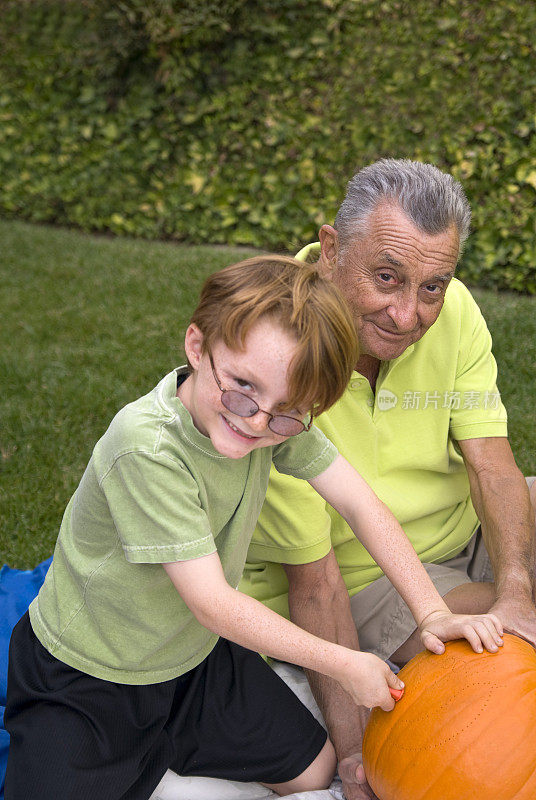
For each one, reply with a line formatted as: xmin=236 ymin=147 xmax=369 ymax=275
xmin=381 ymin=251 xmax=455 ymax=283
xmin=338 ymin=203 xmax=460 ymax=274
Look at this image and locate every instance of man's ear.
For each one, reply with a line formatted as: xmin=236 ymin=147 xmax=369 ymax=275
xmin=184 ymin=323 xmax=204 ymax=370
xmin=318 ymin=225 xmax=339 ymax=278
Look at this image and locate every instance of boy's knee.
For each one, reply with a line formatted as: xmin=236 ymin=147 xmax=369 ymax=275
xmin=305 ymin=737 xmax=337 ymax=790
xmin=265 ymin=737 xmax=336 ymax=796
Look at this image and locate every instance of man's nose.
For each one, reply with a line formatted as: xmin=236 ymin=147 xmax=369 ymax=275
xmin=386 ymin=292 xmax=419 ymax=332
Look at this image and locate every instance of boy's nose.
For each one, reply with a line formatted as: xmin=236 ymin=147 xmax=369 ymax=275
xmin=246 ymin=410 xmax=272 ymax=433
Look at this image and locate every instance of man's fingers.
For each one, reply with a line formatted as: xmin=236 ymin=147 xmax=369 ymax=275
xmin=342 ymin=783 xmax=377 ymax=800
xmin=338 ymin=754 xmax=366 ymax=785
xmin=339 ymin=755 xmax=379 ymax=799
xmin=355 ymin=763 xmax=366 ymax=783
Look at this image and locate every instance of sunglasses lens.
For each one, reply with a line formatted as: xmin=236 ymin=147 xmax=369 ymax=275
xmin=268 ymin=417 xmax=305 ymax=436
xmin=221 ymin=391 xmax=259 ymax=417
xmin=220 ymin=387 xmax=307 ymax=437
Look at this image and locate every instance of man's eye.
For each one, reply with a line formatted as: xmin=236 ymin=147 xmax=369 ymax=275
xmin=236 ymin=379 xmax=253 ymax=390
xmin=425 ymin=284 xmax=442 ymax=294
xmin=378 ymin=272 xmax=395 ymax=283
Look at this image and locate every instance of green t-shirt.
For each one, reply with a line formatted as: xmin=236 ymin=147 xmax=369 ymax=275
xmin=30 ymin=368 xmax=337 ymax=684
xmin=239 ymin=245 xmax=507 ymax=617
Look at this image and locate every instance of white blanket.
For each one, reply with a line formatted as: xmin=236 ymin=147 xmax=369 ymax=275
xmin=148 ymin=662 xmax=345 ymax=800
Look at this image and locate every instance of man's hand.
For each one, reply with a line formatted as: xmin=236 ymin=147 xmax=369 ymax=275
xmin=419 ymin=609 xmax=504 ymax=654
xmin=338 ymin=752 xmax=378 ymax=800
xmin=489 ymin=597 xmax=536 ymax=649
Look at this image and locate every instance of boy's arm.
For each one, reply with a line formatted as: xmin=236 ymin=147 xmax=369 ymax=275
xmin=163 ymin=552 xmax=404 ymax=712
xmin=308 ymin=455 xmax=504 ymax=653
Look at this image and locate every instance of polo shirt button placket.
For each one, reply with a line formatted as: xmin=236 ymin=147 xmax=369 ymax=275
xmin=348 ymin=376 xmax=376 ymax=418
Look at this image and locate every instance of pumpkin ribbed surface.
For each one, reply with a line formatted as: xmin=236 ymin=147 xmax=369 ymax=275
xmin=362 ymin=634 xmax=536 ymax=800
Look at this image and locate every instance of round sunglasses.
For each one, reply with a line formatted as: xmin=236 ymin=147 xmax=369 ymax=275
xmin=209 ymin=354 xmax=312 ymax=437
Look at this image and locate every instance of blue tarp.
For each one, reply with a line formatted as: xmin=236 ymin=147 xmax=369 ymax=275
xmin=0 ymin=557 xmax=52 ymax=799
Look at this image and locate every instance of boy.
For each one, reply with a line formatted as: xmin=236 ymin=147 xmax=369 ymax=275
xmin=4 ymin=256 xmax=502 ymax=799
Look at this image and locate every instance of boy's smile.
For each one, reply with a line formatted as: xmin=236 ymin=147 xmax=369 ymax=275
xmin=178 ymin=317 xmax=305 ymax=459
xmin=221 ymin=416 xmax=260 ymax=441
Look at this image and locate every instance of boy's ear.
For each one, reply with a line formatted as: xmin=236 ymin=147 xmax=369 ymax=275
xmin=184 ymin=323 xmax=205 ymax=369
xmin=318 ymin=225 xmax=339 ymax=279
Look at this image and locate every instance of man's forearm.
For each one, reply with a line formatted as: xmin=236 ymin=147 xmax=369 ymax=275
xmin=302 ymin=632 xmax=370 ymax=762
xmin=469 ymin=463 xmax=534 ymax=598
xmin=460 ymin=436 xmax=536 ymax=647
xmin=284 ymin=551 xmax=368 ymax=761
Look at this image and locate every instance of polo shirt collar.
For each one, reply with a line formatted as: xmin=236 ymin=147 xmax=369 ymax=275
xmin=382 ymin=342 xmax=416 ymax=377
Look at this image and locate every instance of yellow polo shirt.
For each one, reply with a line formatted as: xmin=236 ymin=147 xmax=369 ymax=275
xmin=239 ymin=246 xmax=507 ymax=617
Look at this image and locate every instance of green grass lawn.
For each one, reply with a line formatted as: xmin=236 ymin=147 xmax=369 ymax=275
xmin=1 ymin=220 xmax=535 ymax=568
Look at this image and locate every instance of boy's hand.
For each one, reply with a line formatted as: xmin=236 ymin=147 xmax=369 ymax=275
xmin=337 ymin=652 xmax=404 ymax=712
xmin=419 ymin=610 xmax=504 ymax=654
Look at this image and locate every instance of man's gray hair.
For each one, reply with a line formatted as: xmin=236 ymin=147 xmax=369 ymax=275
xmin=334 ymin=159 xmax=471 ymax=257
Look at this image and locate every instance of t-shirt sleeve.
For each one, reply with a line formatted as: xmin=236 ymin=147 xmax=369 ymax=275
xmin=449 ymin=288 xmax=508 ymax=441
xmin=272 ymin=424 xmax=338 ymax=480
xmin=100 ymin=452 xmax=217 ymax=564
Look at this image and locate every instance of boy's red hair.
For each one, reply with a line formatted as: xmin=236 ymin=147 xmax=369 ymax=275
xmin=189 ymin=255 xmax=358 ymax=416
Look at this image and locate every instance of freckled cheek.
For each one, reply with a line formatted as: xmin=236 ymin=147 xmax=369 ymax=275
xmin=205 ymin=387 xmax=225 ymax=416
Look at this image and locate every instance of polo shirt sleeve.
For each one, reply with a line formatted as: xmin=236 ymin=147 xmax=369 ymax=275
xmin=101 ymin=452 xmax=217 ymax=564
xmin=247 ymin=427 xmax=337 ymax=565
xmin=247 ymin=466 xmax=333 ymax=565
xmin=449 ymin=286 xmax=508 ymax=441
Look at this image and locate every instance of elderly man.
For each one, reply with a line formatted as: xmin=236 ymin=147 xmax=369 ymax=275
xmin=239 ymin=159 xmax=536 ymax=800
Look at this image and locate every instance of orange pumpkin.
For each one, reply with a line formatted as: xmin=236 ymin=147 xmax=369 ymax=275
xmin=362 ymin=634 xmax=536 ymax=800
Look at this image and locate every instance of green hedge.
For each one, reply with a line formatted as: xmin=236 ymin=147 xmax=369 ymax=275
xmin=1 ymin=0 xmax=535 ymax=292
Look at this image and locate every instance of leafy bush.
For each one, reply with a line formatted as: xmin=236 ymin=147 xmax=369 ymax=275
xmin=1 ymin=0 xmax=535 ymax=292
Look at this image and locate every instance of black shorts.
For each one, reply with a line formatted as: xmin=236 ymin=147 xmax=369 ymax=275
xmin=4 ymin=612 xmax=327 ymax=800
